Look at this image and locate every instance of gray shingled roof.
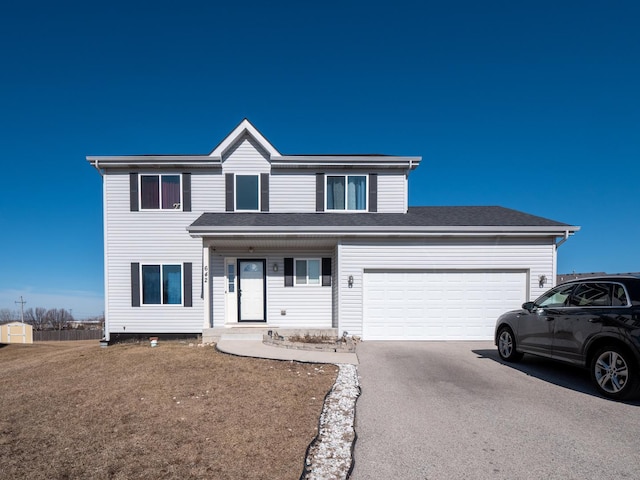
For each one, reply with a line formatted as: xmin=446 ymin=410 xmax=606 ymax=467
xmin=189 ymin=206 xmax=573 ymax=230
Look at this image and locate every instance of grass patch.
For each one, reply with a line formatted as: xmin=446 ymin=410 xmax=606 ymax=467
xmin=0 ymin=341 xmax=338 ymax=479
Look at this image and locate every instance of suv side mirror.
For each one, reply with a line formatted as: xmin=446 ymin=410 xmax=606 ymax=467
xmin=522 ymin=301 xmax=535 ymax=312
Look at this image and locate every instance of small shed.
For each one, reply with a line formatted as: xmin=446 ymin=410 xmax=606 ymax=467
xmin=0 ymin=322 xmax=33 ymax=344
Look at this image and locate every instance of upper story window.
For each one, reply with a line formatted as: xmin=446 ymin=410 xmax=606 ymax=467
xmin=326 ymin=175 xmax=367 ymax=211
xmin=140 ymin=174 xmax=182 ymax=210
xmin=236 ymin=174 xmax=260 ymax=211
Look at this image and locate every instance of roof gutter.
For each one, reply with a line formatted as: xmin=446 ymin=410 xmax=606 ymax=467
xmin=85 ymin=155 xmax=222 ymax=169
xmin=187 ymin=226 xmax=579 ymax=238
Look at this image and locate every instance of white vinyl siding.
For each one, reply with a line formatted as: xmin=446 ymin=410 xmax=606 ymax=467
xmin=336 ymin=238 xmax=556 ymax=338
xmin=102 ymin=171 xmax=204 ymax=337
xmin=192 ymin=171 xmax=225 ymax=212
xmin=377 ymin=173 xmax=407 ymax=213
xmin=221 ymin=134 xmax=270 ymax=173
xmin=270 ymin=172 xmax=317 ymax=212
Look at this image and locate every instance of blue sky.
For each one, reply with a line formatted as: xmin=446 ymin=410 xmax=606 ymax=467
xmin=1 ymin=1 xmax=638 ymax=318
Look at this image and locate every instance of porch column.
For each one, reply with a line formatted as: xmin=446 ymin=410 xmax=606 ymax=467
xmin=203 ymin=246 xmax=211 ymax=329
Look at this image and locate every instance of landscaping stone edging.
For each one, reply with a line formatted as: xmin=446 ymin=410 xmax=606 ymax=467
xmin=262 ymin=335 xmax=356 ymax=353
xmin=301 ymin=363 xmax=360 ymax=480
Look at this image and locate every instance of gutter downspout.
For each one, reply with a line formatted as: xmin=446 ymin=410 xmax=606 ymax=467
xmin=555 ymin=230 xmax=570 ymax=249
xmin=92 ymin=159 xmax=105 ymax=177
xmin=552 ymin=230 xmax=571 ymax=287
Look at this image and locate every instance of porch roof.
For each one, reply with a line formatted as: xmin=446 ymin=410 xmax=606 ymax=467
xmin=188 ymin=206 xmax=580 ymax=238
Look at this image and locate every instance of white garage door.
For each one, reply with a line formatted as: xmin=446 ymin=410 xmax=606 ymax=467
xmin=363 ymin=270 xmax=527 ymax=340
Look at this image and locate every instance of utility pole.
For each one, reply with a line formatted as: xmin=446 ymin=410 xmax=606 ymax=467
xmin=15 ymin=296 xmax=26 ymax=323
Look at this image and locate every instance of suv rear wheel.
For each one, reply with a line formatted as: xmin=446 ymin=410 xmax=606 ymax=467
xmin=591 ymin=345 xmax=638 ymax=400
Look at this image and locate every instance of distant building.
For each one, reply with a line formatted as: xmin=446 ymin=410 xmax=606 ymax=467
xmin=0 ymin=322 xmax=33 ymax=344
xmin=557 ymin=272 xmax=640 ymax=284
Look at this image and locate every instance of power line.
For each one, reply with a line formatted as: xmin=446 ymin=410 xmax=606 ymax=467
xmin=15 ymin=296 xmax=26 ymax=323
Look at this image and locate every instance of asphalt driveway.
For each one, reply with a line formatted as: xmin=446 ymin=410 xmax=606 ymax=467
xmin=351 ymin=341 xmax=640 ymax=480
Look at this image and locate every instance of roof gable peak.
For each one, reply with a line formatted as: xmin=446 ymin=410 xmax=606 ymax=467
xmin=210 ymin=119 xmax=280 ymax=158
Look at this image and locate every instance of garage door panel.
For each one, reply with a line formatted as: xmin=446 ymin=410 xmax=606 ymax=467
xmin=363 ymin=270 xmax=527 ymax=341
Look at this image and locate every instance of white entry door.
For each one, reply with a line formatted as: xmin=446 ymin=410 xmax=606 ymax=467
xmin=238 ymin=260 xmax=266 ymax=322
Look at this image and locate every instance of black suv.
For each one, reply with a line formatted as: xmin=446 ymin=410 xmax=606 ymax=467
xmin=495 ymin=275 xmax=640 ymax=400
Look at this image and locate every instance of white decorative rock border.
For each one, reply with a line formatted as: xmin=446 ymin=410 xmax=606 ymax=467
xmin=301 ymin=364 xmax=360 ymax=479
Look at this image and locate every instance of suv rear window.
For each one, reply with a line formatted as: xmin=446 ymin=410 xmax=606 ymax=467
xmin=612 ymin=284 xmax=629 ymax=306
xmin=566 ymin=282 xmax=629 ymax=307
xmin=569 ymin=283 xmax=612 ymax=307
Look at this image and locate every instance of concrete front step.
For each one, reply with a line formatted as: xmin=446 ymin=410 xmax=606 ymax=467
xmin=203 ymin=327 xmax=338 ymax=344
xmin=219 ymin=333 xmax=264 ymax=341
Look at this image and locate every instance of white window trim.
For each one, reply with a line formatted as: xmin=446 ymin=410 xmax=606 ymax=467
xmin=234 ymin=173 xmax=261 ymax=212
xmin=294 ymin=258 xmax=321 ymax=287
xmin=140 ymin=263 xmax=184 ymax=306
xmin=139 ymin=173 xmax=183 ymax=211
xmin=325 ymin=173 xmax=369 ymax=212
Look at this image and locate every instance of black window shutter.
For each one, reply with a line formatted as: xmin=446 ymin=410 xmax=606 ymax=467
xmin=322 ymin=258 xmax=332 ymax=286
xmin=131 ymin=263 xmax=140 ymax=307
xmin=225 ymin=173 xmax=234 ymax=212
xmin=130 ymin=173 xmax=139 ymax=212
xmin=369 ymin=173 xmax=378 ymax=212
xmin=182 ymin=173 xmax=191 ymax=212
xmin=316 ymin=173 xmax=324 ymax=212
xmin=183 ymin=262 xmax=193 ymax=307
xmin=284 ymin=258 xmax=294 ymax=287
xmin=261 ymin=173 xmax=269 ymax=212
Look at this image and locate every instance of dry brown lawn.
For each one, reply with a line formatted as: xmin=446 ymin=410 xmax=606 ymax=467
xmin=0 ymin=340 xmax=338 ymax=479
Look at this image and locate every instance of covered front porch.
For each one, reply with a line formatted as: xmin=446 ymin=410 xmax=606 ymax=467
xmin=199 ymin=236 xmax=340 ymax=338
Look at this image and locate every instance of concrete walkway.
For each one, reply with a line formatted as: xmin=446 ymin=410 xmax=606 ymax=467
xmin=216 ymin=334 xmax=359 ymax=365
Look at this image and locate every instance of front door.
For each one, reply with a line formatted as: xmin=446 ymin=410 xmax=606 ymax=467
xmin=238 ymin=260 xmax=266 ymax=322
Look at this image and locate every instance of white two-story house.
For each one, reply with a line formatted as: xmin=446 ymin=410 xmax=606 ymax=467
xmin=88 ymin=119 xmax=579 ymax=343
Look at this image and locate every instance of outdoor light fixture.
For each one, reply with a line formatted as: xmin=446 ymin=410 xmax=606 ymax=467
xmin=272 ymin=263 xmax=278 ymax=272
xmin=538 ymin=274 xmax=547 ymax=288
xmin=348 ymin=275 xmax=354 ymax=288
xmin=248 ymin=247 xmax=254 ymax=253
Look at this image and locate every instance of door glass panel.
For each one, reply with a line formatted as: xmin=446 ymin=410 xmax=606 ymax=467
xmin=227 ymin=264 xmax=235 ymax=293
